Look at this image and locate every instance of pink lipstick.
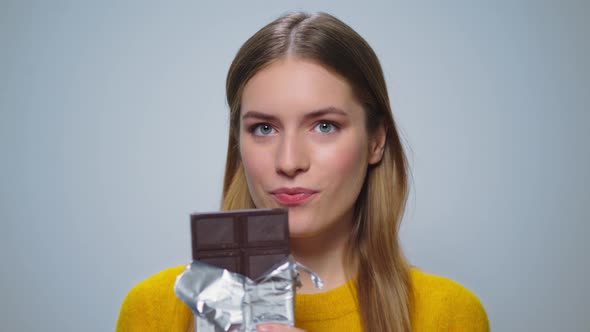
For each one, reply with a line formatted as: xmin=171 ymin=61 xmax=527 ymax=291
xmin=270 ymin=187 xmax=317 ymax=206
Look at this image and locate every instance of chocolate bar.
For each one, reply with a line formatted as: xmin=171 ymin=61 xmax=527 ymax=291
xmin=191 ymin=208 xmax=289 ymax=279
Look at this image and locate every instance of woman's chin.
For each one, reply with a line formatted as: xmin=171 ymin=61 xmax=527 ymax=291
xmin=287 ymin=224 xmax=324 ymax=240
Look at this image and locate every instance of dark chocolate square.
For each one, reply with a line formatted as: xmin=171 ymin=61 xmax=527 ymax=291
xmin=190 ymin=208 xmax=289 ymax=279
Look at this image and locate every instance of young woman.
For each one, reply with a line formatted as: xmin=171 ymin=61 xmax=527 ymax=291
xmin=117 ymin=12 xmax=489 ymax=332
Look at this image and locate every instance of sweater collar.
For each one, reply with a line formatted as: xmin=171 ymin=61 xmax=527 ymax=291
xmin=295 ymin=278 xmax=358 ymax=321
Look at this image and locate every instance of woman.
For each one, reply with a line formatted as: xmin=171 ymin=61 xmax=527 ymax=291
xmin=117 ymin=12 xmax=489 ymax=332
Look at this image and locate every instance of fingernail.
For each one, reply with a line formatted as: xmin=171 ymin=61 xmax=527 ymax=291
xmin=257 ymin=324 xmax=273 ymax=332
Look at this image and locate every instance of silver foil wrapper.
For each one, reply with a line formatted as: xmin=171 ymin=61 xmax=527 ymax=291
xmin=175 ymin=255 xmax=322 ymax=332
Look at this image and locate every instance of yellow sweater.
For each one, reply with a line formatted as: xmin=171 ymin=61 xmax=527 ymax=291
xmin=116 ymin=265 xmax=489 ymax=331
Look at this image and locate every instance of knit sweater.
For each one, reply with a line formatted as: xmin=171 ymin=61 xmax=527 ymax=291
xmin=116 ymin=265 xmax=489 ymax=331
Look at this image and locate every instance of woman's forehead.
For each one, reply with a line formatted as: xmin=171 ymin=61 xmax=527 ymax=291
xmin=241 ymin=58 xmax=361 ymax=118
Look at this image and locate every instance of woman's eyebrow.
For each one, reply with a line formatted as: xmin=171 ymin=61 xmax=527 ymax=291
xmin=241 ymin=107 xmax=348 ymax=121
xmin=241 ymin=111 xmax=276 ymax=121
xmin=304 ymin=107 xmax=349 ymax=119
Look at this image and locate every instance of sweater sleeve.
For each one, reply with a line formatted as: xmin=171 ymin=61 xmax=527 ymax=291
xmin=116 ymin=265 xmax=192 ymax=332
xmin=447 ymin=285 xmax=490 ymax=332
xmin=116 ymin=280 xmax=151 ymax=332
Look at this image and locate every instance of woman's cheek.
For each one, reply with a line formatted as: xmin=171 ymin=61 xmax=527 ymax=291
xmin=240 ymin=141 xmax=267 ymax=178
xmin=315 ymin=138 xmax=366 ymax=180
xmin=243 ymin=155 xmax=268 ymax=180
xmin=240 ymin=143 xmax=274 ymax=203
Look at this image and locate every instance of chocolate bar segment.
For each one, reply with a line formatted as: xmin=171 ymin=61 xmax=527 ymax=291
xmin=191 ymin=208 xmax=289 ymax=279
xmin=195 ymin=216 xmax=237 ymax=249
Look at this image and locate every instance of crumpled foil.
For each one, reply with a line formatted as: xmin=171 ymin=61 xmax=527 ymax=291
xmin=174 ymin=255 xmax=323 ymax=332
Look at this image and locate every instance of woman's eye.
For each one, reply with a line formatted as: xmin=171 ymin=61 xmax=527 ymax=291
xmin=314 ymin=122 xmax=336 ymax=133
xmin=253 ymin=123 xmax=275 ymax=136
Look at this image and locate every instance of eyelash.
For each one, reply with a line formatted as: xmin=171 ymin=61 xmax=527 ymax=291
xmin=248 ymin=121 xmax=340 ymax=136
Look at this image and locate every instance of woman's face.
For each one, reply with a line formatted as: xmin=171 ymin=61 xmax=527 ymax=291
xmin=239 ymin=58 xmax=384 ymax=239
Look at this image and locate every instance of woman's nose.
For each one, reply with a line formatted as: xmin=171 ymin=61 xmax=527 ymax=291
xmin=275 ymin=133 xmax=310 ymax=178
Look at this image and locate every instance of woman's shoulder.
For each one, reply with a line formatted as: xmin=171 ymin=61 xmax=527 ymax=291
xmin=410 ymin=267 xmax=479 ymax=298
xmin=116 ymin=265 xmax=191 ymax=331
xmin=409 ymin=267 xmax=490 ymax=331
xmin=126 ymin=265 xmax=187 ymax=295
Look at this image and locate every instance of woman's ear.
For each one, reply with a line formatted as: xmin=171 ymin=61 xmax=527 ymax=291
xmin=368 ymin=124 xmax=386 ymax=165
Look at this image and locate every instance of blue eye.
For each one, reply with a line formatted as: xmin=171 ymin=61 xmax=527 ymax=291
xmin=253 ymin=123 xmax=275 ymax=136
xmin=315 ymin=122 xmax=336 ymax=133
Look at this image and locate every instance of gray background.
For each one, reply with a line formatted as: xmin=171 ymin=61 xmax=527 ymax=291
xmin=1 ymin=0 xmax=588 ymax=331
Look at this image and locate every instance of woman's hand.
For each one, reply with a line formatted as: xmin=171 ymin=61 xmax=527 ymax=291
xmin=256 ymin=323 xmax=306 ymax=332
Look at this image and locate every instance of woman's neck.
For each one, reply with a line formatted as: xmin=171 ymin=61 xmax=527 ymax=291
xmin=289 ymin=216 xmax=354 ymax=294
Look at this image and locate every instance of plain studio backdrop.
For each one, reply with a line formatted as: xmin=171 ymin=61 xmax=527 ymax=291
xmin=1 ymin=1 xmax=588 ymax=331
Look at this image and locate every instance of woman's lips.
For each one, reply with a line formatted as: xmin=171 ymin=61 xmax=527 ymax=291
xmin=270 ymin=188 xmax=317 ymax=206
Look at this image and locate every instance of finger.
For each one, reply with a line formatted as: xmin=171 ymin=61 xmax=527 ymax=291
xmin=256 ymin=323 xmax=305 ymax=332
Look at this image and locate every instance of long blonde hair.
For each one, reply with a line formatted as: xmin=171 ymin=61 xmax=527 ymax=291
xmin=193 ymin=12 xmax=412 ymax=332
